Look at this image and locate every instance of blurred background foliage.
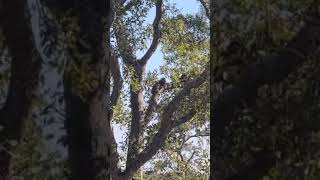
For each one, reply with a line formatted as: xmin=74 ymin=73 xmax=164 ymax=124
xmin=212 ymin=0 xmax=320 ymax=179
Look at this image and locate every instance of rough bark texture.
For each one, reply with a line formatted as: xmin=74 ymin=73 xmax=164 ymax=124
xmin=62 ymin=0 xmax=111 ymax=179
xmin=126 ymin=63 xmax=146 ymax=166
xmin=118 ymin=70 xmax=208 ymax=179
xmin=64 ymin=83 xmax=95 ymax=179
xmin=212 ymin=15 xmax=320 ymax=179
xmin=0 ymin=0 xmax=40 ymax=178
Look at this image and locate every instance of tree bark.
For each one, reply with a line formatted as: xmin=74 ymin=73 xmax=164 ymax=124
xmin=126 ymin=63 xmax=146 ymax=166
xmin=62 ymin=0 xmax=112 ymax=179
xmin=0 ymin=0 xmax=40 ymax=178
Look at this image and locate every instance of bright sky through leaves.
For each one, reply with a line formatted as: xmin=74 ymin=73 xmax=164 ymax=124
xmin=113 ymin=0 xmax=203 ymax=167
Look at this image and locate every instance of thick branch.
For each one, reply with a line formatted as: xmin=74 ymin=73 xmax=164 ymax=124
xmin=109 ymin=55 xmax=122 ymax=172
xmin=126 ymin=89 xmax=145 ymax=165
xmin=120 ymin=0 xmax=127 ymax=6
xmin=126 ymin=63 xmax=146 ymax=166
xmin=114 ymin=4 xmax=163 ymax=158
xmin=110 ymin=0 xmax=116 ymax=26
xmin=161 ymin=69 xmax=208 ymax=126
xmin=114 ymin=5 xmax=150 ymax=164
xmin=198 ymin=0 xmax=210 ymax=18
xmin=143 ymin=78 xmax=167 ymax=129
xmin=121 ymin=69 xmax=208 ymax=178
xmin=110 ymin=127 xmax=121 ymax=176
xmin=122 ymin=111 xmax=196 ymax=179
xmin=140 ymin=0 xmax=163 ymax=65
xmin=183 ymin=132 xmax=210 ymax=143
xmin=109 ymin=52 xmax=122 ymax=178
xmin=212 ymin=15 xmax=320 ymax=178
xmin=110 ymin=54 xmax=123 ymax=109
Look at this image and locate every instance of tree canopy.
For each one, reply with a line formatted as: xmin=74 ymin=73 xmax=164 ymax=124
xmin=110 ymin=0 xmax=209 ymax=179
xmin=0 ymin=0 xmax=209 ymax=179
xmin=211 ymin=0 xmax=320 ymax=179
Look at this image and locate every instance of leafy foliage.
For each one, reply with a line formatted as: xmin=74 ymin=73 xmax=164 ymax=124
xmin=111 ymin=0 xmax=209 ymax=177
xmin=213 ymin=0 xmax=320 ymax=179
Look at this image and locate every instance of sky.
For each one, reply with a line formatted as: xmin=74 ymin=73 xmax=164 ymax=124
xmin=140 ymin=0 xmax=201 ymax=72
xmin=113 ymin=0 xmax=203 ymax=166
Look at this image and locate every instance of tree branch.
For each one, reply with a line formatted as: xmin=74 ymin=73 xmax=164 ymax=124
xmin=198 ymin=0 xmax=210 ymax=18
xmin=110 ymin=126 xmax=121 ymax=176
xmin=140 ymin=0 xmax=163 ymax=66
xmin=114 ymin=18 xmax=136 ymax=66
xmin=121 ymin=69 xmax=209 ymax=178
xmin=113 ymin=5 xmax=149 ymax=165
xmin=120 ymin=0 xmax=127 ymax=6
xmin=161 ymin=68 xmax=208 ymax=126
xmin=126 ymin=63 xmax=146 ymax=166
xmin=184 ymin=132 xmax=210 ymax=143
xmin=114 ymin=4 xmax=164 ymax=164
xmin=110 ymin=54 xmax=123 ymax=109
xmin=143 ymin=78 xmax=167 ymax=129
xmin=122 ymin=111 xmax=196 ymax=179
xmin=109 ymin=0 xmax=116 ymax=27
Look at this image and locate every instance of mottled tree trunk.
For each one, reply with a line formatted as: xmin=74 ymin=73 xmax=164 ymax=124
xmin=62 ymin=0 xmax=112 ymax=179
xmin=26 ymin=0 xmax=68 ymax=160
xmin=0 ymin=0 xmax=40 ymax=178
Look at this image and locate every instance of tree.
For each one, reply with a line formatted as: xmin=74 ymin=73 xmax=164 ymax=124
xmin=51 ymin=1 xmax=112 ymax=179
xmin=211 ymin=0 xmax=320 ymax=179
xmin=110 ymin=0 xmax=210 ymax=179
xmin=0 ymin=0 xmax=40 ymax=178
xmin=0 ymin=0 xmax=209 ymax=179
xmin=0 ymin=0 xmax=112 ymax=179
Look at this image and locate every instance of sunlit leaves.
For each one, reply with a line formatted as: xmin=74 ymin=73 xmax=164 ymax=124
xmin=112 ymin=0 xmax=209 ymax=176
xmin=161 ymin=13 xmax=209 ymax=85
xmin=112 ymin=97 xmax=131 ymax=126
xmin=115 ymin=0 xmax=155 ymax=52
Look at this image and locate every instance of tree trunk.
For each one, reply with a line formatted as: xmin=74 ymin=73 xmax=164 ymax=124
xmin=0 ymin=0 xmax=40 ymax=178
xmin=62 ymin=0 xmax=112 ymax=179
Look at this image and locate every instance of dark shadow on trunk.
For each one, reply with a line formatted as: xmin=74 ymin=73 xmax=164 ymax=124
xmin=63 ymin=84 xmax=95 ymax=179
xmin=0 ymin=0 xmax=40 ymax=178
xmin=62 ymin=0 xmax=111 ymax=179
